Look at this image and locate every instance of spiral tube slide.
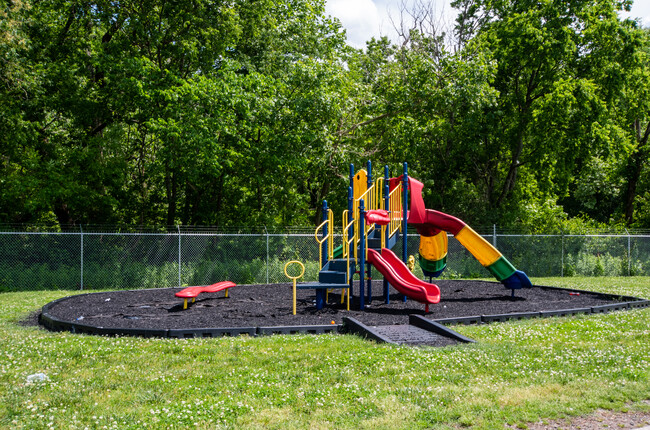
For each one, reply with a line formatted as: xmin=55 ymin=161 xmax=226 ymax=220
xmin=400 ymin=176 xmax=532 ymax=290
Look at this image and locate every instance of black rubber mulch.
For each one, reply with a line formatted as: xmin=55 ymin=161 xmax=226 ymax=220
xmin=41 ymin=280 xmax=625 ymax=330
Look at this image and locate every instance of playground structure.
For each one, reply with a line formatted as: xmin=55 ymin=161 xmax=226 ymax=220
xmin=299 ymin=161 xmax=532 ymax=312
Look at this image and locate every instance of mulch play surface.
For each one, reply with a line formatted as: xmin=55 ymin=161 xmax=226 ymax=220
xmin=41 ymin=280 xmax=624 ymax=331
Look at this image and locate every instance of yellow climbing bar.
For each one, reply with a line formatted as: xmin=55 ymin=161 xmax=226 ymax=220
xmin=284 ymin=260 xmax=305 ymax=316
xmin=455 ymin=225 xmax=502 ymax=267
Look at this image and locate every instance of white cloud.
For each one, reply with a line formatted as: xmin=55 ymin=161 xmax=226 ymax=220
xmin=620 ymin=1 xmax=650 ymax=27
xmin=329 ymin=0 xmax=650 ymax=50
xmin=326 ymin=0 xmax=457 ymax=49
xmin=326 ymin=0 xmax=383 ymax=48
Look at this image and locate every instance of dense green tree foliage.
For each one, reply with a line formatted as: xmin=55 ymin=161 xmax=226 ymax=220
xmin=1 ymin=0 xmax=649 ymax=229
xmin=347 ymin=0 xmax=650 ymax=229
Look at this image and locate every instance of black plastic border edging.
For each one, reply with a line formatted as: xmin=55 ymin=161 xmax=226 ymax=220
xmin=39 ymin=285 xmax=650 ymax=340
xmin=480 ymin=311 xmax=542 ymax=323
xmin=538 ymin=307 xmax=592 ymax=318
xmin=341 ymin=317 xmax=396 ymax=344
xmin=431 ymin=287 xmax=650 ymax=327
xmin=168 ymin=327 xmax=257 ymax=339
xmin=432 ymin=315 xmax=482 ymax=325
xmin=40 ymin=295 xmax=346 ymax=338
xmin=257 ymin=325 xmax=342 ymax=336
xmin=408 ymin=315 xmax=475 ymax=343
xmin=629 ymin=299 xmax=650 ymax=309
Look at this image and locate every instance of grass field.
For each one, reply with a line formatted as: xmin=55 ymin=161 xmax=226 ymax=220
xmin=1 ymin=277 xmax=648 ymax=429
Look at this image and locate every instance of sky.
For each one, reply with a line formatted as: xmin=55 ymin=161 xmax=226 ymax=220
xmin=325 ymin=0 xmax=650 ymax=49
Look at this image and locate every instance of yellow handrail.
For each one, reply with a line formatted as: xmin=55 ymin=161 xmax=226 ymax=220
xmin=348 ymin=177 xmax=397 ymax=261
xmin=374 ymin=177 xmax=385 ymax=211
xmin=314 ymin=209 xmax=334 ymax=269
xmin=388 ymin=183 xmax=403 ymax=238
xmin=341 ymin=218 xmax=355 ymax=261
xmin=341 ymin=211 xmax=348 ymax=255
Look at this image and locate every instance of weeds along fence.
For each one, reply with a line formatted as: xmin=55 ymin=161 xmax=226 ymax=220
xmin=1 ymin=225 xmax=650 ymax=292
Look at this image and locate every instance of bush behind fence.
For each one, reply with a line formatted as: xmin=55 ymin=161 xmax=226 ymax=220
xmin=1 ymin=229 xmax=649 ymax=292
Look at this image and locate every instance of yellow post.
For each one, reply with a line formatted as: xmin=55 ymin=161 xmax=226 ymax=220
xmin=347 ymin=286 xmax=350 ymax=311
xmin=407 ymin=255 xmax=415 ymax=272
xmin=284 ymin=261 xmax=305 ymax=316
xmin=183 ymin=299 xmax=188 ymax=310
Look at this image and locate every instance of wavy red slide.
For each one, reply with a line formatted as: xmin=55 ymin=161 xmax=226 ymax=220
xmin=366 ymin=248 xmax=440 ymax=311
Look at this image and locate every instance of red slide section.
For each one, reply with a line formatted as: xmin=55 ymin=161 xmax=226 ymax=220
xmin=366 ymin=248 xmax=440 ymax=311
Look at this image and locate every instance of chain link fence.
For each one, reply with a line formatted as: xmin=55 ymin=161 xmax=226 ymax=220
xmin=1 ymin=226 xmax=649 ymax=291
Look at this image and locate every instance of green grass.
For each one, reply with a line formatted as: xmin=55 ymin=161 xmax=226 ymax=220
xmin=1 ymin=277 xmax=649 ymax=429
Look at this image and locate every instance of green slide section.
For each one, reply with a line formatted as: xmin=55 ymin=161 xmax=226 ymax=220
xmin=486 ymin=256 xmax=517 ymax=281
xmin=333 ymin=245 xmax=344 ymax=259
xmin=419 ymin=253 xmax=447 ymax=274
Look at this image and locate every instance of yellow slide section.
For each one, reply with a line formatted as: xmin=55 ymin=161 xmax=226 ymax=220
xmin=419 ymin=232 xmax=448 ymax=261
xmin=455 ymin=226 xmax=501 ymax=267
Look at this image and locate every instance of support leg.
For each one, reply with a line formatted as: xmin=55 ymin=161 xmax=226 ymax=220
xmin=315 ymin=289 xmax=326 ymax=310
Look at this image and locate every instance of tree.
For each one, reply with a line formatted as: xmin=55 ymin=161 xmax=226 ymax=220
xmin=350 ymin=0 xmax=649 ymax=227
xmin=618 ymin=29 xmax=650 ymax=225
xmin=0 ymin=0 xmax=353 ymax=227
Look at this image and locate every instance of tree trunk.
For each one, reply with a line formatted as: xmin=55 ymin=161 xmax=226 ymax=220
xmin=623 ymin=119 xmax=650 ymax=224
xmin=165 ymin=166 xmax=177 ymax=225
xmin=496 ymin=126 xmax=525 ymax=207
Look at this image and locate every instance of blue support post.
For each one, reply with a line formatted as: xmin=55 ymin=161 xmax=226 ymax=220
xmin=348 ymin=164 xmax=356 ymax=305
xmin=348 ymin=163 xmax=355 ymax=256
xmin=322 ymin=200 xmax=329 ymax=268
xmin=402 ymin=162 xmax=409 ymax=302
xmin=347 ymin=186 xmax=354 ymax=298
xmin=359 ymin=198 xmax=366 ymax=310
xmin=384 ymin=165 xmax=390 ymax=304
xmin=366 ymin=160 xmax=372 ymax=304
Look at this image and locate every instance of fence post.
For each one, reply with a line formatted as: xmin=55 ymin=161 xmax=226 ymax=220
xmin=80 ymin=225 xmax=84 ymax=290
xmin=265 ymin=226 xmax=269 ymax=284
xmin=560 ymin=230 xmax=564 ymax=278
xmin=177 ymin=225 xmax=181 ymax=288
xmin=626 ymin=228 xmax=631 ymax=276
xmin=492 ymin=224 xmax=497 ymax=247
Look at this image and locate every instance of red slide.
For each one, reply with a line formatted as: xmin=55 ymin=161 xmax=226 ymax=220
xmin=366 ymin=248 xmax=440 ymax=312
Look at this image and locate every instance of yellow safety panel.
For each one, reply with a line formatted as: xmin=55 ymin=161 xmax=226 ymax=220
xmin=353 ymin=169 xmax=368 ymax=201
xmin=419 ymin=232 xmax=448 ymax=261
xmin=455 ymin=226 xmax=502 ymax=267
